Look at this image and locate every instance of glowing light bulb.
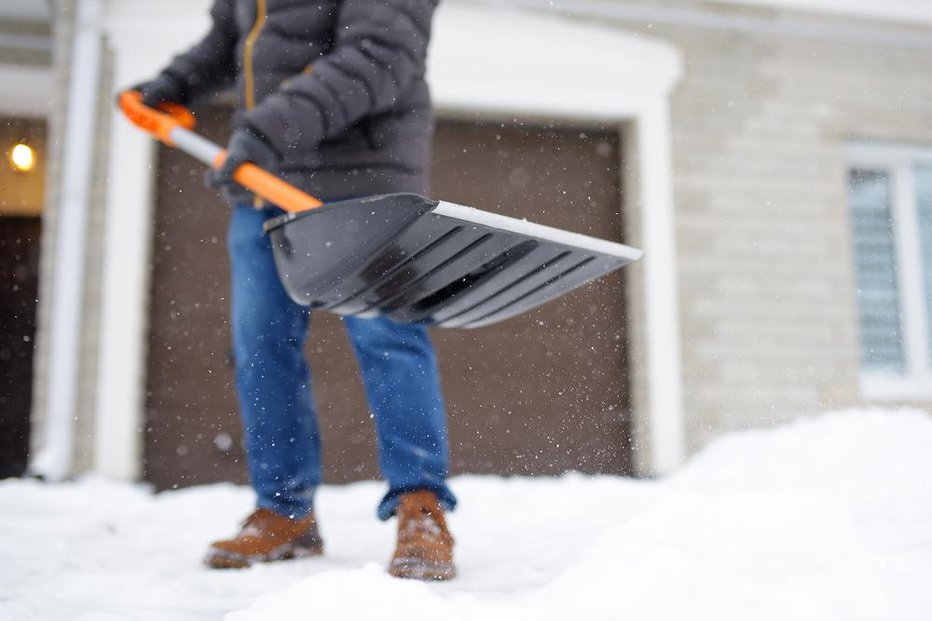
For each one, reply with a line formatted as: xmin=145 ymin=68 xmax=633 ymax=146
xmin=10 ymin=143 xmax=36 ymax=172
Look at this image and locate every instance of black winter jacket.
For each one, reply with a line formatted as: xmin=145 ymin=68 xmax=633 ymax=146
xmin=162 ymin=0 xmax=438 ymax=199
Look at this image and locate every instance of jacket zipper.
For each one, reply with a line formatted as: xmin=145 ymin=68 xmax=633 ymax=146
xmin=243 ymin=0 xmax=267 ymax=111
xmin=243 ymin=0 xmax=268 ymax=208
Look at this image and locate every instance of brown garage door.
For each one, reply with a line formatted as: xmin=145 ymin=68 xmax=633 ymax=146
xmin=144 ymin=110 xmax=631 ymax=490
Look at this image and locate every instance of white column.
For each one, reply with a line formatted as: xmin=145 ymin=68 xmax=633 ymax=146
xmin=91 ymin=54 xmax=160 ymax=479
xmin=636 ymin=98 xmax=685 ymax=474
xmin=30 ymin=0 xmax=103 ymax=481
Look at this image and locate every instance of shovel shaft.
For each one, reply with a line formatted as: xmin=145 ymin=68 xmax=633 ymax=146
xmin=118 ymin=90 xmax=323 ymax=213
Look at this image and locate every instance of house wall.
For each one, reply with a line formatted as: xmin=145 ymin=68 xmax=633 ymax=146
xmin=37 ymin=0 xmax=932 ymax=476
xmin=56 ymin=0 xmax=683 ymax=481
xmin=580 ymin=1 xmax=932 ymax=451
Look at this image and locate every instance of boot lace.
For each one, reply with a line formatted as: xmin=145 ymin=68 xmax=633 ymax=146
xmin=398 ymin=505 xmax=448 ymax=544
xmin=240 ymin=508 xmax=277 ymax=538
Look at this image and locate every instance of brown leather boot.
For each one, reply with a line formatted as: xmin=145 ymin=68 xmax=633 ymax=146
xmin=204 ymin=508 xmax=324 ymax=569
xmin=388 ymin=490 xmax=456 ymax=581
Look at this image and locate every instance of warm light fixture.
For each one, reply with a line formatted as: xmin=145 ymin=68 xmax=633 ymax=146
xmin=10 ymin=142 xmax=36 ymax=173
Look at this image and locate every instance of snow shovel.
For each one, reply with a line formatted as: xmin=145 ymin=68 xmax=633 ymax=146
xmin=119 ymin=91 xmax=643 ymax=328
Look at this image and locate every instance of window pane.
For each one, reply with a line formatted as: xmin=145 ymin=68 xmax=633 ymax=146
xmin=916 ymin=166 xmax=932 ymax=361
xmin=848 ymin=169 xmax=905 ymax=373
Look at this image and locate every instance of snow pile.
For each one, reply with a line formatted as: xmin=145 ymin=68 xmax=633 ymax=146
xmin=3 ymin=409 xmax=931 ymax=621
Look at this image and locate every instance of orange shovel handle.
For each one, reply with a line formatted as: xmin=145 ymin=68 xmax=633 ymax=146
xmin=118 ymin=90 xmax=195 ymax=146
xmin=213 ymin=152 xmax=324 ymax=211
xmin=118 ymin=90 xmax=324 ymax=213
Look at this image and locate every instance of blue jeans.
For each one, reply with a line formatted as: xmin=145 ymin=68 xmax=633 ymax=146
xmin=227 ymin=203 xmax=456 ymax=520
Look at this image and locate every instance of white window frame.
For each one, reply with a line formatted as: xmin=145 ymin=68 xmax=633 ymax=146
xmin=847 ymin=142 xmax=932 ymax=400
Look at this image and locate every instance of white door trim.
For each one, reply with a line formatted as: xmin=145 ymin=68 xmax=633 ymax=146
xmin=429 ymin=4 xmax=685 ymax=473
xmin=92 ymin=0 xmax=685 ymax=478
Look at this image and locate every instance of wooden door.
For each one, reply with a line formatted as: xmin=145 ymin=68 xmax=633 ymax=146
xmin=144 ymin=111 xmax=631 ymax=489
xmin=0 ymin=218 xmax=41 ymax=478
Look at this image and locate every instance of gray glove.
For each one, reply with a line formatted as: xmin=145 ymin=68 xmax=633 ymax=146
xmin=205 ymin=126 xmax=281 ymax=205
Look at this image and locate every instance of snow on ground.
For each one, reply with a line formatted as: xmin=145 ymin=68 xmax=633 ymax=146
xmin=3 ymin=409 xmax=931 ymax=621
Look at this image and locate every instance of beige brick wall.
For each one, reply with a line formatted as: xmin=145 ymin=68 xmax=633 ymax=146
xmin=600 ymin=3 xmax=932 ymax=453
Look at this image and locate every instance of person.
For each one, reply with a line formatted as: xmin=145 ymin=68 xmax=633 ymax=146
xmin=132 ymin=0 xmax=456 ymax=581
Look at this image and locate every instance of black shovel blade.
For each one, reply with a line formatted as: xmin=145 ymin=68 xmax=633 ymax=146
xmin=264 ymin=193 xmax=642 ymax=329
